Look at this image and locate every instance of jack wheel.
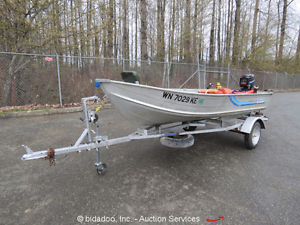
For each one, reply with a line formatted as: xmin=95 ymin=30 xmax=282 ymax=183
xmin=96 ymin=163 xmax=107 ymax=175
xmin=94 ymin=114 xmax=99 ymax=122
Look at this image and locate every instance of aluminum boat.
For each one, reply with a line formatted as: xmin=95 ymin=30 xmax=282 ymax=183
xmin=96 ymin=79 xmax=272 ymax=126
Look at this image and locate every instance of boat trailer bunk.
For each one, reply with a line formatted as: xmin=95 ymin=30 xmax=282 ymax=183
xmin=21 ymin=96 xmax=268 ymax=175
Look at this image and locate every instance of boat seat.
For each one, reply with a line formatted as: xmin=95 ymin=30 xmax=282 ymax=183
xmin=121 ymin=71 xmax=140 ymax=84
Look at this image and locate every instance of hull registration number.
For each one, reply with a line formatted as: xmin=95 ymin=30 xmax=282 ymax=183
xmin=162 ymin=91 xmax=203 ymax=104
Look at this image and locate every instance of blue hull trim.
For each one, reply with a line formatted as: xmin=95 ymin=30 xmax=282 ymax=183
xmin=229 ymin=96 xmax=265 ymax=106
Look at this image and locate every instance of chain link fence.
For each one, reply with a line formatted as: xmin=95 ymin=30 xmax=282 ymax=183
xmin=0 ymin=52 xmax=299 ymax=107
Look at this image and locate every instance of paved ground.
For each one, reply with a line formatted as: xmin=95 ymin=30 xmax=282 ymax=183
xmin=0 ymin=92 xmax=299 ymax=225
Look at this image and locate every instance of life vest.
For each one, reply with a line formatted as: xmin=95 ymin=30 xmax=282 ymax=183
xmin=199 ymin=88 xmax=255 ymax=94
xmin=199 ymin=89 xmax=223 ymax=94
xmin=232 ymin=89 xmax=255 ymax=94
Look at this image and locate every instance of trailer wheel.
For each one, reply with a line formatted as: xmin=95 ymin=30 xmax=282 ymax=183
xmin=96 ymin=163 xmax=107 ymax=175
xmin=244 ymin=121 xmax=261 ymax=150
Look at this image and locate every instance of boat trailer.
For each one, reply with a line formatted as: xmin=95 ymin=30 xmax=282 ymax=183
xmin=21 ymin=96 xmax=268 ymax=175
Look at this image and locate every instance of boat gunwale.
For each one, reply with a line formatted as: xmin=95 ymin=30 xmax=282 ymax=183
xmin=96 ymin=79 xmax=273 ymax=97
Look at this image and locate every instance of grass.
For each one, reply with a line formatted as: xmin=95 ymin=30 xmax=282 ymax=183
xmin=0 ymin=100 xmax=109 ymax=115
xmin=0 ymin=107 xmax=48 ymax=115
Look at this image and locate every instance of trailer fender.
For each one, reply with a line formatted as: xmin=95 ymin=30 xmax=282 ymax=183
xmin=239 ymin=117 xmax=266 ymax=134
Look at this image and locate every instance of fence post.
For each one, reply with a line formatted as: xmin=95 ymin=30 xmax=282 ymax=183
xmin=227 ymin=64 xmax=230 ymax=88
xmin=197 ymin=56 xmax=201 ymax=89
xmin=56 ymin=54 xmax=63 ymax=106
xmin=122 ymin=57 xmax=125 ymax=71
xmin=262 ymin=73 xmax=266 ymax=90
xmin=167 ymin=62 xmax=170 ymax=88
xmin=274 ymin=72 xmax=278 ymax=89
xmin=203 ymin=63 xmax=207 ymax=89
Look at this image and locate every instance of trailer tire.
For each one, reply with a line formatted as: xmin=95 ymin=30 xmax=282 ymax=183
xmin=244 ymin=121 xmax=261 ymax=150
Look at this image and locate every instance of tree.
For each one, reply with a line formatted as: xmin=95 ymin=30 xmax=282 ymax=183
xmin=122 ymin=0 xmax=129 ymax=59
xmin=183 ymin=0 xmax=191 ymax=62
xmin=225 ymin=0 xmax=233 ymax=62
xmin=262 ymin=0 xmax=272 ymax=59
xmin=135 ymin=0 xmax=138 ymax=62
xmin=275 ymin=0 xmax=281 ymax=61
xmin=113 ymin=0 xmax=117 ymax=58
xmin=0 ymin=0 xmax=50 ymax=106
xmin=232 ymin=0 xmax=241 ymax=65
xmin=276 ymin=0 xmax=287 ymax=65
xmin=71 ymin=0 xmax=79 ymax=57
xmin=78 ymin=0 xmax=86 ymax=58
xmin=140 ymin=0 xmax=148 ymax=59
xmin=192 ymin=0 xmax=199 ymax=61
xmin=209 ymin=0 xmax=216 ymax=64
xmin=156 ymin=0 xmax=166 ymax=61
xmin=168 ymin=0 xmax=176 ymax=62
xmin=296 ymin=27 xmax=300 ymax=64
xmin=86 ymin=0 xmax=92 ymax=57
xmin=251 ymin=0 xmax=260 ymax=56
xmin=0 ymin=0 xmax=299 ymax=82
xmin=217 ymin=0 xmax=222 ymax=63
xmin=107 ymin=0 xmax=114 ymax=57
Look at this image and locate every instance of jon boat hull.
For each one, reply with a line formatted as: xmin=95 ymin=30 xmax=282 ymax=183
xmin=97 ymin=79 xmax=272 ymax=126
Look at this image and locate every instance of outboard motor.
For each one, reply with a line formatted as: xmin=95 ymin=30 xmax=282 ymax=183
xmin=240 ymin=74 xmax=255 ymax=91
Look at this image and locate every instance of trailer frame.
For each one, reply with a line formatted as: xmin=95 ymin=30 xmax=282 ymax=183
xmin=21 ymin=96 xmax=268 ymax=175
